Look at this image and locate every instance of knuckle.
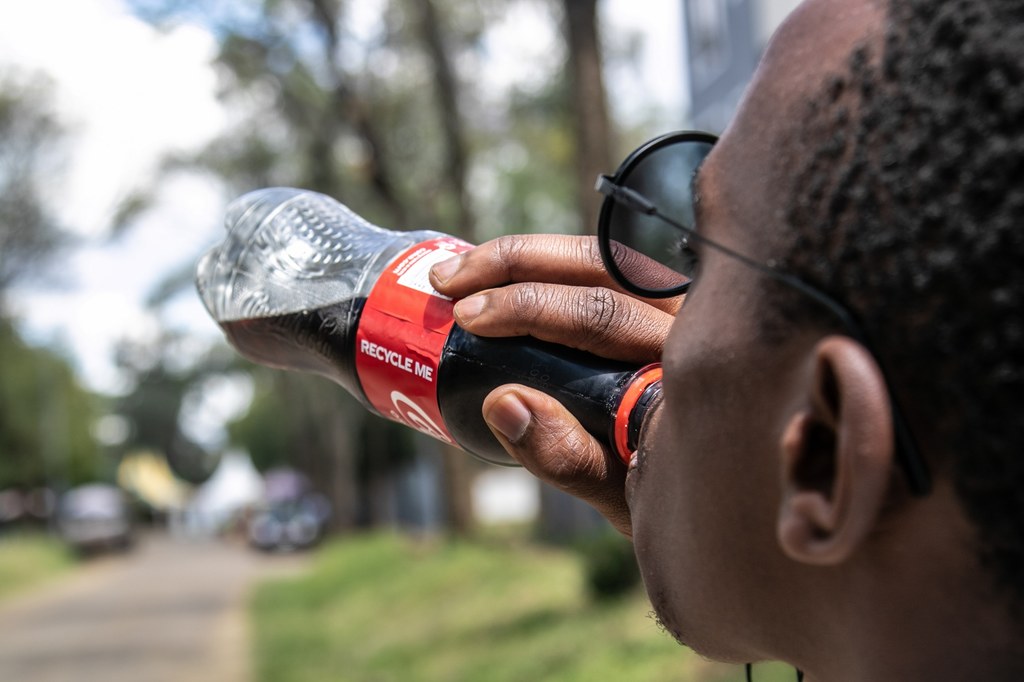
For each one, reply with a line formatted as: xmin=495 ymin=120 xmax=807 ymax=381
xmin=571 ymin=235 xmax=606 ymax=272
xmin=507 ymin=284 xmax=544 ymax=321
xmin=573 ymin=287 xmax=625 ymax=344
xmin=492 ymin=235 xmax=530 ymax=280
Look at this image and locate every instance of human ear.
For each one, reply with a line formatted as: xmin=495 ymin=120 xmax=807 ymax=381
xmin=776 ymin=336 xmax=895 ymax=565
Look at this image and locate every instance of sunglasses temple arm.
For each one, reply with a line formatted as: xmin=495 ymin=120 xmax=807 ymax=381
xmin=595 ymin=175 xmax=658 ymax=215
xmin=597 ymin=177 xmax=761 ymax=270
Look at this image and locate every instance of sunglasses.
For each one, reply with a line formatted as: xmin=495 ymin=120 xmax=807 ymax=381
xmin=595 ymin=131 xmax=932 ymax=497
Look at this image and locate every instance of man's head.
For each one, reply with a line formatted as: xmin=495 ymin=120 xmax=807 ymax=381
xmin=776 ymin=0 xmax=1024 ymax=607
xmin=629 ymin=0 xmax=1024 ymax=672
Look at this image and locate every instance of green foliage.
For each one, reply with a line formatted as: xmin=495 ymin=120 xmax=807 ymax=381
xmin=228 ymin=368 xmax=368 ymax=474
xmin=132 ymin=0 xmax=581 ymax=239
xmin=0 ymin=319 xmax=104 ymax=489
xmin=228 ymin=365 xmax=416 ymax=527
xmin=0 ymin=70 xmax=67 ymax=296
xmin=473 ymin=76 xmax=579 ymax=242
xmin=0 ymin=532 xmax=75 ymax=602
xmin=227 ymin=371 xmax=294 ymax=473
xmin=250 ymin=532 xmax=798 ymax=682
xmin=111 ymin=332 xmax=242 ymax=485
xmin=0 ymin=73 xmax=104 ymax=491
xmin=114 ymin=349 xmax=211 ymax=484
xmin=575 ymin=529 xmax=641 ymax=600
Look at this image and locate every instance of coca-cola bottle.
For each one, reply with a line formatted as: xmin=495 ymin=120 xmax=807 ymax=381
xmin=196 ymin=188 xmax=662 ymax=466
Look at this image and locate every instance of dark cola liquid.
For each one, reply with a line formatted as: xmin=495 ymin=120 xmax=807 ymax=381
xmin=220 ymin=298 xmax=370 ymax=404
xmin=220 ymin=299 xmax=641 ymax=465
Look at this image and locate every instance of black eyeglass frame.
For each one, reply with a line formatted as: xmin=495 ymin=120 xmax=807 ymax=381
xmin=595 ymin=130 xmax=932 ymax=497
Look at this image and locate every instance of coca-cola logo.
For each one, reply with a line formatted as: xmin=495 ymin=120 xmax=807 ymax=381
xmin=389 ymin=391 xmax=453 ymax=444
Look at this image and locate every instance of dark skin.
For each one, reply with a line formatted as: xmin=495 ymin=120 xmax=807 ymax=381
xmin=431 ymin=234 xmax=674 ymax=535
xmin=431 ymin=0 xmax=1024 ymax=678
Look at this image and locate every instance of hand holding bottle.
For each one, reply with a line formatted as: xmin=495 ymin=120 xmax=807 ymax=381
xmin=197 ymin=189 xmax=668 ymax=473
xmin=429 ymin=234 xmax=681 ymax=537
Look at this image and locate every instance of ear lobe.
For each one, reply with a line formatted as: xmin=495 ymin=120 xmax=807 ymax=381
xmin=777 ymin=336 xmax=895 ymax=566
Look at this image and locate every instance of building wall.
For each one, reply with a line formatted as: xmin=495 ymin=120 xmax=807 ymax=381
xmin=754 ymin=0 xmax=804 ymax=46
xmin=684 ymin=0 xmax=802 ymax=132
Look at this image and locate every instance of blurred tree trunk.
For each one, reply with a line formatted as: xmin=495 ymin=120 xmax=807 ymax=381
xmin=261 ymin=374 xmax=359 ymax=530
xmin=562 ymin=0 xmax=613 ymax=235
xmin=413 ymin=0 xmax=475 ymax=240
xmin=537 ymin=483 xmax=605 ymax=543
xmin=439 ymin=446 xmax=475 ymax=536
xmin=413 ymin=0 xmax=476 ymax=535
xmin=307 ymin=0 xmax=409 ymax=226
xmin=299 ymin=377 xmax=360 ymax=530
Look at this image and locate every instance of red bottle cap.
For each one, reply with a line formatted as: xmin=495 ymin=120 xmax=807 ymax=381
xmin=613 ymin=363 xmax=663 ymax=465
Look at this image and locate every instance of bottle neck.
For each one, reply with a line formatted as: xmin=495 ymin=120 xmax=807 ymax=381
xmin=612 ymin=364 xmax=663 ymax=464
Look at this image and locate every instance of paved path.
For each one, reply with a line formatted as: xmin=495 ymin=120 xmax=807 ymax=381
xmin=0 ymin=533 xmax=308 ymax=682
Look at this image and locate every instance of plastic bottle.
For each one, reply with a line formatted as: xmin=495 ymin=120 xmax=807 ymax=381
xmin=196 ymin=188 xmax=663 ymax=466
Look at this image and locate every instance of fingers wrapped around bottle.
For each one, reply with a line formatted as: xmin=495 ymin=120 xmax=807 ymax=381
xmin=430 ymin=234 xmax=679 ymax=537
xmin=429 ymin=234 xmax=678 ymax=364
xmin=482 ymin=384 xmax=633 ymax=537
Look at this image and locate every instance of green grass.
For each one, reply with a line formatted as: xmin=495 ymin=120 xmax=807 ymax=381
xmin=0 ymin=532 xmax=75 ymax=602
xmin=250 ymin=532 xmax=797 ymax=682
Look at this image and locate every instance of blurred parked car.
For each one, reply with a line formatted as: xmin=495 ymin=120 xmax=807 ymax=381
xmin=0 ymin=487 xmax=57 ymax=531
xmin=57 ymin=484 xmax=134 ymax=554
xmin=248 ymin=498 xmax=324 ymax=551
xmin=247 ymin=468 xmax=330 ymax=552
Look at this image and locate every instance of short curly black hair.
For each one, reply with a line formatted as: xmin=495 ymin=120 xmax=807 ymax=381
xmin=775 ymin=0 xmax=1024 ymax=603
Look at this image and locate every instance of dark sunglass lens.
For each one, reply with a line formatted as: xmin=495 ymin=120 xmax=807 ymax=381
xmin=606 ymin=138 xmax=712 ymax=292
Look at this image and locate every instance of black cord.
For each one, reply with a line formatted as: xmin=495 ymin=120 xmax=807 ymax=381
xmin=745 ymin=663 xmax=805 ymax=681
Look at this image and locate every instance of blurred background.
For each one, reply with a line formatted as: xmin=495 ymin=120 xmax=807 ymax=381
xmin=0 ymin=0 xmax=800 ymax=680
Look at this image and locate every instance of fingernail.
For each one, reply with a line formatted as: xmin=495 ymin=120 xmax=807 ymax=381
xmin=431 ymin=255 xmax=462 ymax=283
xmin=454 ymin=295 xmax=486 ymax=324
xmin=485 ymin=393 xmax=531 ymax=444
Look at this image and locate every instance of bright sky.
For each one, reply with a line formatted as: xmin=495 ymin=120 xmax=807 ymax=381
xmin=0 ymin=0 xmax=228 ymax=395
xmin=0 ymin=0 xmax=686 ymax=397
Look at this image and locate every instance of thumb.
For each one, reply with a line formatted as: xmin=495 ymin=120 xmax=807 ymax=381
xmin=482 ymin=385 xmax=632 ymax=537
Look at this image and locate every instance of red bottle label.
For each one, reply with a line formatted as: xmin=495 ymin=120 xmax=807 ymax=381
xmin=354 ymin=237 xmax=474 ymax=444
